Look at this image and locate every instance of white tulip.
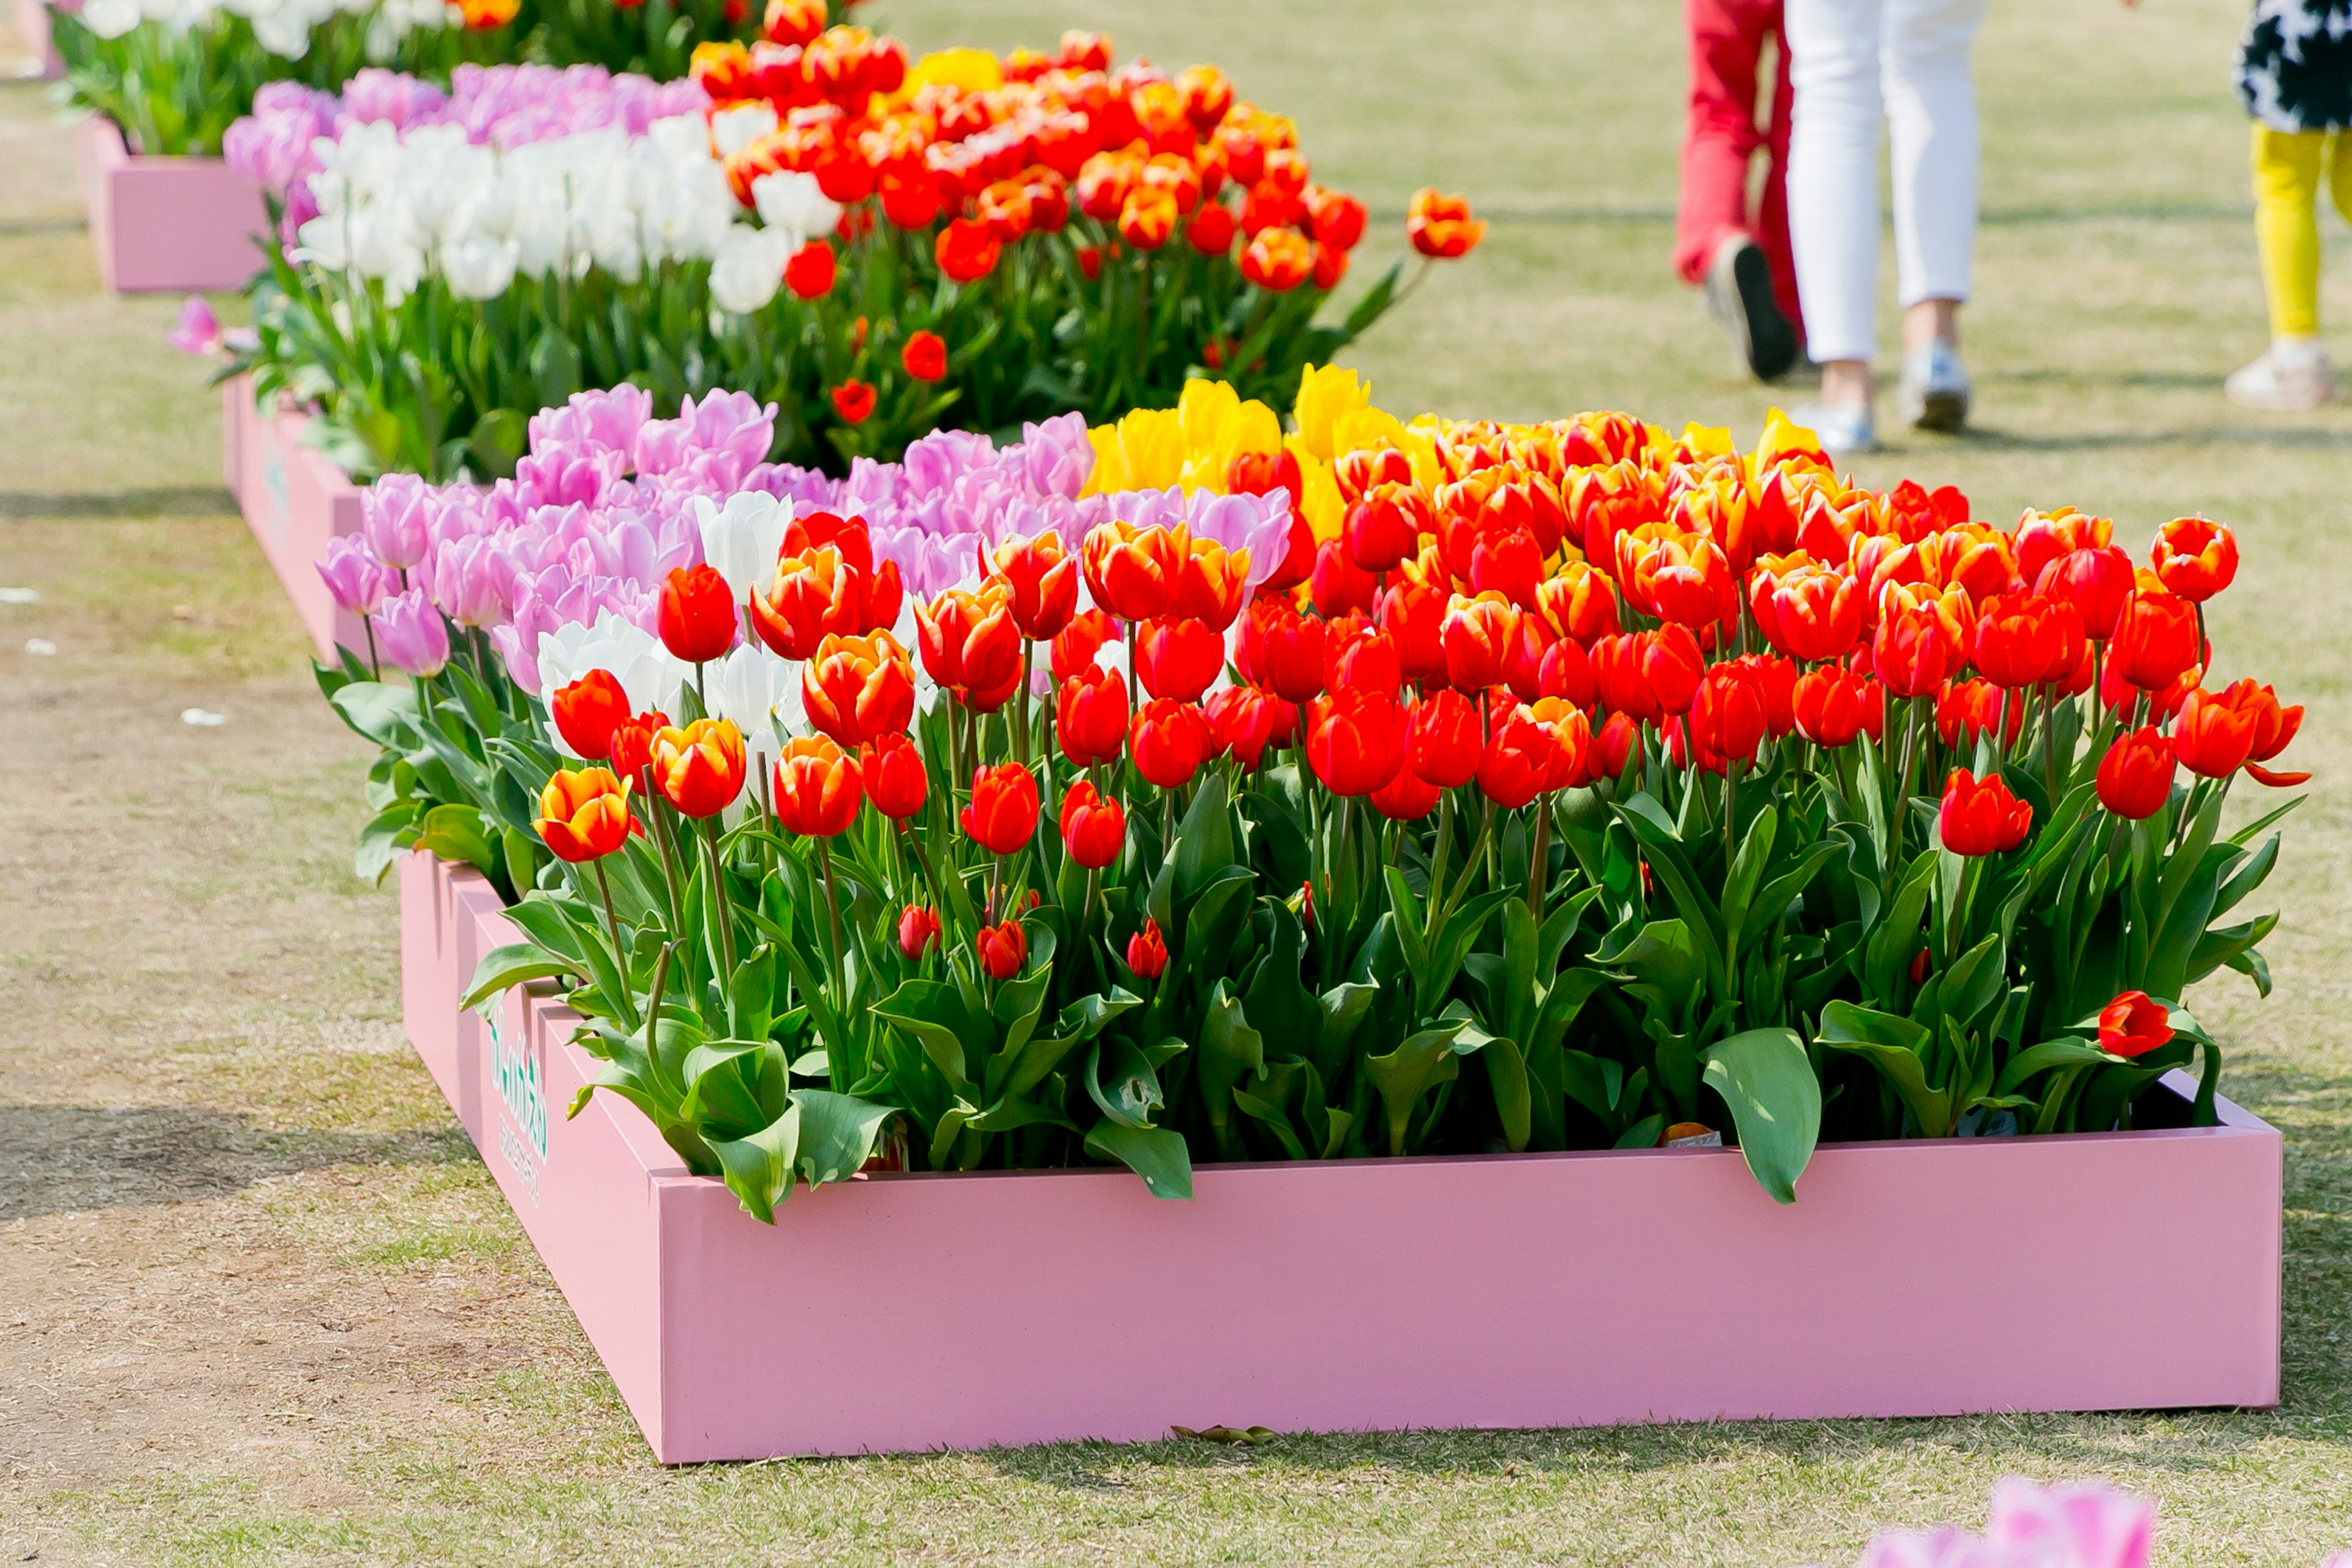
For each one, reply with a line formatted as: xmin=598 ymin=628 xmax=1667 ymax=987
xmin=709 ymin=104 xmax=778 ymax=159
xmin=692 ymin=491 xmax=793 ymax=606
xmin=750 ymin=170 xmax=843 ymax=250
xmin=440 ymin=235 xmax=519 ymax=300
xmin=79 ymin=0 xmax=141 ymax=37
xmin=705 ymin=644 xmax=798 ymax=782
xmin=708 ymin=225 xmax=792 ymax=315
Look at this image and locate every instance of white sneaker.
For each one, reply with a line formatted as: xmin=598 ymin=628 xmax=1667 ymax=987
xmin=1790 ymin=401 xmax=1874 ymax=456
xmin=2223 ymin=345 xmax=2335 ymax=411
xmin=1897 ymin=340 xmax=1970 ymax=432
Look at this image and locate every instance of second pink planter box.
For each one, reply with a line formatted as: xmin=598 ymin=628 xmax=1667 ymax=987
xmin=223 ymin=374 xmax=365 ymax=662
xmin=398 ymin=853 xmax=2286 ymax=1463
xmin=75 ymin=114 xmax=270 ymax=293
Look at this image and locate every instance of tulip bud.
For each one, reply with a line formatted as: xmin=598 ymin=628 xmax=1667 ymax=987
xmin=534 ymin=767 xmax=633 ymax=862
xmin=1937 ymin=767 xmax=2032 ymax=856
xmin=774 ymin=735 xmax=863 ymax=837
xmin=960 ymin=763 xmax=1040 ymax=855
xmin=2096 ymin=726 xmax=2176 ymax=820
xmin=2097 ymin=990 xmax=2173 ymax=1058
xmin=2150 ymin=516 xmax=2237 ymax=603
xmin=1059 ymin=780 xmax=1127 ymax=870
xmin=897 ymin=903 xmax=942 ymax=960
xmin=1125 ymin=918 xmax=1169 ymax=981
xmin=976 ymin=918 xmax=1028 ymax=980
xmin=552 ymin=668 xmax=630 ymax=761
xmin=860 ymin=732 xmax=929 ymax=821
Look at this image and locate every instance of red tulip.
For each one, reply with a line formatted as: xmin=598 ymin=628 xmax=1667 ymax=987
xmin=897 ymin=903 xmax=941 ymax=960
xmin=1407 ymin=688 xmax=1481 ymax=790
xmin=1534 ymin=560 xmax=1620 ymax=647
xmin=1125 ymin=918 xmax=1169 ymax=980
xmin=2035 ymin=546 xmax=2135 ymax=640
xmin=936 ymin=217 xmax=1001 ymax=282
xmin=1935 ymin=678 xmax=2025 ymax=752
xmin=1344 ymin=481 xmax=1431 ymax=573
xmin=1406 ymin=186 xmax=1485 ymax=258
xmin=1792 ymin=667 xmax=1883 ymax=748
xmin=534 ymin=767 xmax=632 ymax=862
xmin=1310 ymin=535 xmax=1379 ymax=619
xmin=916 ymin=584 xmax=1022 ymax=701
xmin=1376 ymin=578 xmax=1449 ymax=688
xmin=860 ymin=731 xmax=929 ymax=821
xmin=1751 ymin=556 xmax=1862 ymax=663
xmin=1205 ymin=684 xmax=1282 ymax=770
xmin=1170 ymin=538 xmax=1253 ymax=631
xmin=1442 ymin=592 xmax=1520 ymax=693
xmin=1305 ymin=687 xmax=1406 ymax=796
xmin=830 ymin=380 xmax=876 ymax=425
xmin=1057 ymin=663 xmax=1130 ymax=769
xmin=900 ymin=330 xmax=948 ymax=383
xmin=1637 ymin=625 xmax=1706 ymax=716
xmin=1135 ymin=616 xmax=1225 ymax=702
xmin=1237 ymin=593 xmax=1327 ymax=703
xmin=1325 ymin=619 xmax=1403 ymax=699
xmin=2097 ymin=990 xmax=2173 ymax=1058
xmin=961 ymin=763 xmax=1040 ymax=854
xmin=2150 ymin=517 xmax=2237 ymax=603
xmin=551 ymin=668 xmax=629 ymax=760
xmin=658 ymin=564 xmax=737 ymax=664
xmin=1370 ymin=763 xmax=1441 ymax=821
xmin=1477 ymin=710 xmax=1561 ymax=809
xmin=2237 ymin=680 xmax=2309 ymax=786
xmin=1970 ymin=593 xmax=2070 ymax=689
xmin=1689 ymin=663 xmax=1768 ymax=766
xmin=773 ymin=735 xmax=863 ymax=838
xmin=1052 ymin=608 xmax=1117 ymax=685
xmin=785 ymin=239 xmax=835 ymax=299
xmin=2096 ymin=726 xmax=2176 ymax=820
xmin=1937 ymin=768 xmax=2032 ymax=856
xmin=1129 ymin=696 xmax=1210 ymax=788
xmin=976 ymin=918 xmax=1028 ymax=979
xmin=1537 ymin=635 xmax=1596 ymax=709
xmin=1058 ymin=779 xmax=1127 ymax=870
xmin=1593 ymin=710 xmax=1640 ymax=782
xmin=608 ymin=708 xmax=669 ymax=785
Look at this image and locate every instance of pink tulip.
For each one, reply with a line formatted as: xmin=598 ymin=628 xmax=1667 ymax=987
xmin=167 ymin=295 xmax=221 ymax=356
xmin=316 ymin=535 xmax=398 ymax=616
xmin=372 ymin=587 xmax=450 ymax=678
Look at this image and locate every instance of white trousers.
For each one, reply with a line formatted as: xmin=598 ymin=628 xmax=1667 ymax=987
xmin=1784 ymin=0 xmax=1989 ymax=363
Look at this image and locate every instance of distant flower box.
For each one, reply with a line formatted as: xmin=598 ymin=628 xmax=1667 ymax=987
xmin=222 ymin=372 xmax=362 ymax=660
xmin=402 ymin=851 xmax=2285 ymax=1463
xmin=75 ymin=113 xmax=267 ymax=293
xmin=17 ymin=0 xmax=63 ymax=80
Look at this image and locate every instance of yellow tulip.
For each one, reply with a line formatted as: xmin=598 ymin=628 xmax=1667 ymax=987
xmin=1679 ymin=423 xmax=1735 ymax=461
xmin=1116 ymin=407 xmax=1188 ymax=491
xmin=1332 ymin=406 xmax=1440 ymax=489
xmin=1178 ymin=378 xmax=1243 ymax=456
xmin=1081 ymin=423 xmax=1127 ymax=497
xmin=1285 ymin=435 xmax=1346 ymax=543
xmin=901 ymin=48 xmax=1002 ymax=97
xmin=1292 ymin=363 xmax=1371 ymax=461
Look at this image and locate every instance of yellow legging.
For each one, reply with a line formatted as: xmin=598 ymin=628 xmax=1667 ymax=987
xmin=2253 ymin=124 xmax=2352 ymax=337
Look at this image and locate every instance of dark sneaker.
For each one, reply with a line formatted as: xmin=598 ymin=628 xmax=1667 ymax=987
xmin=1703 ymin=234 xmax=1800 ymax=383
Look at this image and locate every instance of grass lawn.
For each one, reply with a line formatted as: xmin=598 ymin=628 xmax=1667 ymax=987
xmin=3 ymin=0 xmax=2351 ymax=1561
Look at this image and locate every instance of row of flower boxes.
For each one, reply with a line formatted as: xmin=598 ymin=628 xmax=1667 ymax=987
xmin=222 ymin=374 xmax=364 ymax=662
xmin=399 ymin=848 xmax=2286 ymax=1464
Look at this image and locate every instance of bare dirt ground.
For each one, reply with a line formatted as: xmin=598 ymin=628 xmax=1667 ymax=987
xmin=4 ymin=0 xmax=2351 ymax=1562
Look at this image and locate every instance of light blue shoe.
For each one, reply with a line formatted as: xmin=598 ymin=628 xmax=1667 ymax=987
xmin=1790 ymin=401 xmax=1875 ymax=457
xmin=1898 ymin=340 xmax=1970 ymax=432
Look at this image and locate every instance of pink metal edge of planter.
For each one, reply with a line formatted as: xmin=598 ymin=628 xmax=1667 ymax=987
xmin=222 ymin=374 xmax=366 ymax=662
xmin=406 ymin=862 xmax=2283 ymax=1464
xmin=74 ymin=113 xmax=268 ymax=293
xmin=14 ymin=0 xmax=63 ymax=80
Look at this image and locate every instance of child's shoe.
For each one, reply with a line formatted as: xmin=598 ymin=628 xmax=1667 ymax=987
xmin=2225 ymin=339 xmax=2335 ymax=411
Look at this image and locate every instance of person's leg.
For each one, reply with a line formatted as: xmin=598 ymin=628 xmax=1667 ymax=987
xmin=2226 ymin=123 xmax=2334 ymax=409
xmin=1757 ymin=2 xmax=1806 ymax=344
xmin=1883 ymin=0 xmax=1987 ymax=429
xmin=1680 ymin=0 xmax=1801 ymax=379
xmin=1676 ymin=0 xmax=1768 ymax=287
xmin=1786 ymin=0 xmax=1883 ymax=440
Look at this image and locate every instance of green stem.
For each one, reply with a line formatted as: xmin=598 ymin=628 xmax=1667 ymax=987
xmin=701 ymin=820 xmax=737 ymax=978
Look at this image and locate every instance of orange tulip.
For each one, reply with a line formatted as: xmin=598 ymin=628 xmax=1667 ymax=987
xmin=2238 ymin=680 xmax=2309 ymax=786
xmin=988 ymin=530 xmax=1078 ymax=641
xmin=935 ymin=217 xmax=1001 ymax=282
xmin=1441 ymin=592 xmax=1520 ymax=693
xmin=2150 ymin=516 xmax=2237 ymax=603
xmin=2096 ymin=726 xmax=2176 ymax=820
xmin=1406 ymin=187 xmax=1485 ymax=257
xmin=774 ymin=735 xmax=863 ymax=838
xmin=916 ymin=584 xmax=1022 ymax=699
xmin=961 ymin=763 xmax=1040 ymax=854
xmin=1690 ymin=663 xmax=1768 ymax=766
xmin=802 ymin=631 xmax=915 ymax=747
xmin=1937 ymin=768 xmax=2032 ymax=856
xmin=2171 ymin=684 xmax=2261 ymax=779
xmin=1792 ymin=666 xmax=1882 ymax=748
xmin=1134 ymin=616 xmax=1225 ymax=702
xmin=2034 ymin=545 xmax=2134 ymax=640
xmin=535 ymin=767 xmax=631 ymax=862
xmin=1240 ymin=227 xmax=1314 ymax=290
xmin=1936 ymin=677 xmax=2026 ymax=752
xmin=650 ymin=718 xmax=748 ymax=819
xmin=1170 ymin=537 xmax=1253 ymax=630
xmin=1751 ymin=556 xmax=1863 ymax=663
xmin=1081 ymin=519 xmax=1186 ymax=623
xmin=1872 ymin=590 xmax=1951 ymax=699
xmin=1534 ymin=560 xmax=1621 ymax=647
xmin=2108 ymin=586 xmax=2201 ymax=692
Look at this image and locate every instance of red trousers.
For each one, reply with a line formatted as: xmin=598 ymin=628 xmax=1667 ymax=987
xmin=1675 ymin=0 xmax=1804 ymax=340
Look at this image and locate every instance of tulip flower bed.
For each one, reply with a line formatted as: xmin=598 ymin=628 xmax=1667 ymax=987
xmin=322 ymin=371 xmax=2295 ymax=1454
xmin=222 ymin=28 xmax=1480 ymax=479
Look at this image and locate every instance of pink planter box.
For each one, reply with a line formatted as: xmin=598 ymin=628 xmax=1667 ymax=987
xmin=222 ymin=373 xmax=364 ymax=662
xmin=401 ymin=857 xmax=2285 ymax=1463
xmin=15 ymin=0 xmax=62 ymax=79
xmin=75 ymin=113 xmax=268 ymax=293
